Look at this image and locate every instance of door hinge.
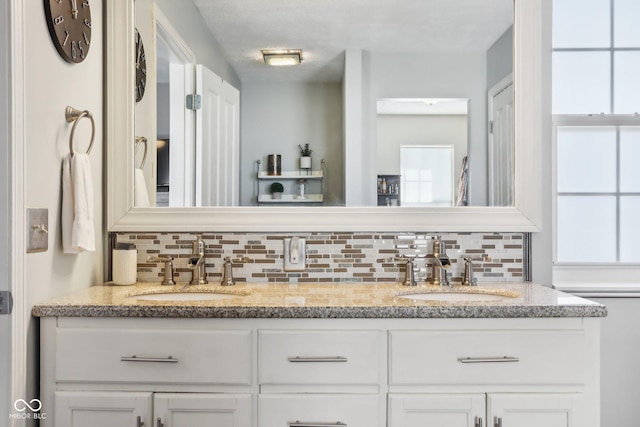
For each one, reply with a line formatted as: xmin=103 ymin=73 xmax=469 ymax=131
xmin=186 ymin=94 xmax=202 ymax=110
xmin=0 ymin=291 xmax=13 ymax=315
xmin=489 ymin=120 xmax=494 ymax=134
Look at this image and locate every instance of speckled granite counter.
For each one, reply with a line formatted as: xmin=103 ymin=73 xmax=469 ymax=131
xmin=31 ymin=282 xmax=606 ymax=318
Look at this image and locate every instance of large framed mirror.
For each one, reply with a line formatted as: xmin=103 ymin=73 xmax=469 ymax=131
xmin=106 ymin=0 xmax=544 ymax=232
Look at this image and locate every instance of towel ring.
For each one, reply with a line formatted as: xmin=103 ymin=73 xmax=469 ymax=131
xmin=65 ymin=106 xmax=95 ymax=155
xmin=135 ymin=136 xmax=148 ymax=169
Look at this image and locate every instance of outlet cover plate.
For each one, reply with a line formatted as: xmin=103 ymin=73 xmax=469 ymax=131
xmin=27 ymin=208 xmax=48 ymax=253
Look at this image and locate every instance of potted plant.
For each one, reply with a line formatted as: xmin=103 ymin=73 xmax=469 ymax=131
xmin=270 ymin=182 xmax=284 ymax=199
xmin=298 ymin=143 xmax=313 ymax=170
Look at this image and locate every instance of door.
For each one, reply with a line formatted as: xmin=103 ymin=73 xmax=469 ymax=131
xmin=55 ymin=391 xmax=152 ymax=427
xmin=388 ymin=394 xmax=485 ymax=427
xmin=196 ymin=65 xmax=240 ymax=207
xmin=488 ymin=393 xmax=585 ymax=427
xmin=155 ymin=393 xmax=251 ymax=427
xmin=488 ymin=75 xmax=514 ymax=206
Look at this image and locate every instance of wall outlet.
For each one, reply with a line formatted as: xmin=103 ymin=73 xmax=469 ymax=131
xmin=27 ymin=208 xmax=48 ymax=253
xmin=284 ymin=237 xmax=306 ymax=272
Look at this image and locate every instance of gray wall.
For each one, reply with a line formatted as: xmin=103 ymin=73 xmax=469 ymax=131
xmin=240 ymin=82 xmax=344 ymax=205
xmin=153 ymin=0 xmax=240 ymax=89
xmin=487 ymin=25 xmax=514 ymax=90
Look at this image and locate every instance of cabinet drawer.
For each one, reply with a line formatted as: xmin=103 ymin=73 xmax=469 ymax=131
xmin=259 ymin=330 xmax=381 ymax=385
xmin=389 ymin=329 xmax=586 ymax=386
xmin=56 ymin=328 xmax=251 ymax=385
xmin=259 ymin=394 xmax=381 ymax=427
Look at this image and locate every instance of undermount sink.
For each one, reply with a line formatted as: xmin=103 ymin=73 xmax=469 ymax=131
xmin=127 ymin=291 xmax=248 ymax=302
xmin=396 ymin=289 xmax=518 ymax=302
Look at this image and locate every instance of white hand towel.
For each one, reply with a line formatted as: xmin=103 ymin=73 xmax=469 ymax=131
xmin=62 ymin=152 xmax=95 ymax=253
xmin=134 ymin=168 xmax=150 ymax=207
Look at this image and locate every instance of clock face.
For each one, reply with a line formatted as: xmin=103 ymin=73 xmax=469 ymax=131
xmin=135 ymin=29 xmax=147 ymax=103
xmin=44 ymin=0 xmax=92 ymax=63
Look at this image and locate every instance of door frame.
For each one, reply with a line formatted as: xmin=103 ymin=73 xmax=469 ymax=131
xmin=488 ymin=73 xmax=514 ymax=206
xmin=4 ymin=1 xmax=28 ymax=425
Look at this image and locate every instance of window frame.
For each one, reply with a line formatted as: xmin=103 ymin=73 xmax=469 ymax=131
xmin=552 ymin=114 xmax=640 ymax=295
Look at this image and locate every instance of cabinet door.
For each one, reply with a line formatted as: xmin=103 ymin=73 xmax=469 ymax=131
xmin=388 ymin=394 xmax=485 ymax=427
xmin=55 ymin=391 xmax=152 ymax=427
xmin=488 ymin=393 xmax=585 ymax=427
xmin=154 ymin=393 xmax=252 ymax=427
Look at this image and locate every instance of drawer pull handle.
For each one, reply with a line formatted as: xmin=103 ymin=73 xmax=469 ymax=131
xmin=494 ymin=416 xmax=503 ymax=427
xmin=289 ymin=422 xmax=347 ymax=427
xmin=287 ymin=356 xmax=348 ymax=363
xmin=458 ymin=356 xmax=519 ymax=364
xmin=475 ymin=416 xmax=483 ymax=427
xmin=120 ymin=355 xmax=179 ymax=363
xmin=157 ymin=418 xmax=164 ymax=427
xmin=136 ymin=416 xmax=144 ymax=427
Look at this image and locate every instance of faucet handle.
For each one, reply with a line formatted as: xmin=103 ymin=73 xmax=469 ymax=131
xmin=146 ymin=256 xmax=175 ymax=286
xmin=462 ymin=257 xmax=477 ymax=286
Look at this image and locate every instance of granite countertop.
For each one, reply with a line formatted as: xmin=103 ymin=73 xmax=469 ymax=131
xmin=31 ymin=282 xmax=606 ymax=319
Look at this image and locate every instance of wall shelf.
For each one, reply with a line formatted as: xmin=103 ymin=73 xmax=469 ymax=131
xmin=256 ymin=159 xmax=326 ymax=205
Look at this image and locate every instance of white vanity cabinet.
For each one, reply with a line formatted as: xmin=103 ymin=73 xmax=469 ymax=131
xmin=55 ymin=391 xmax=251 ymax=427
xmin=389 ymin=393 xmax=584 ymax=427
xmin=40 ymin=317 xmax=600 ymax=427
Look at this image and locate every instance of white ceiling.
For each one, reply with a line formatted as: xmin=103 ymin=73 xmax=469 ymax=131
xmin=192 ymin=0 xmax=514 ymax=83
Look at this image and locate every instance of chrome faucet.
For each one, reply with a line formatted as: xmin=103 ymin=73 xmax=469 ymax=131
xmin=221 ymin=257 xmax=249 ymax=286
xmin=428 ymin=238 xmax=451 ymax=286
xmin=188 ymin=235 xmax=208 ymax=285
xmin=395 ymin=256 xmax=419 ymax=286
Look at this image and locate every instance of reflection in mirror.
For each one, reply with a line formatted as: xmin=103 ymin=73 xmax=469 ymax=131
xmin=133 ymin=0 xmax=514 ymax=208
xmin=376 ymin=98 xmax=470 ymax=207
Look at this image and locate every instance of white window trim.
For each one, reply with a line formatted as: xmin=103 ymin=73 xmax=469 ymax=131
xmin=552 ymin=114 xmax=640 ymax=295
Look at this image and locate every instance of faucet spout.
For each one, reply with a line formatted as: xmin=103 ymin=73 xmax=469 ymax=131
xmin=189 ymin=236 xmax=208 ymax=285
xmin=428 ymin=238 xmax=451 ymax=286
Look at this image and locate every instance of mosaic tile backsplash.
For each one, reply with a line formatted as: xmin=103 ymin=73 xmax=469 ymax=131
xmin=113 ymin=232 xmax=525 ymax=285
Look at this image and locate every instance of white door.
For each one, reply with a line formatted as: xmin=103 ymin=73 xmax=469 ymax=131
xmin=488 ymin=75 xmax=515 ymax=206
xmin=388 ymin=394 xmax=485 ymax=427
xmin=488 ymin=393 xmax=585 ymax=427
xmin=196 ymin=65 xmax=240 ymax=207
xmin=55 ymin=391 xmax=152 ymax=427
xmin=155 ymin=393 xmax=251 ymax=427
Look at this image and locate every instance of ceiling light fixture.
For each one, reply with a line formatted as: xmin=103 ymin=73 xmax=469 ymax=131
xmin=262 ymin=49 xmax=303 ymax=66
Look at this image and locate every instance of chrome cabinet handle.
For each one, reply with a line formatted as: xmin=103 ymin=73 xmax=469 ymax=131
xmin=136 ymin=416 xmax=144 ymax=427
xmin=288 ymin=422 xmax=347 ymax=427
xmin=120 ymin=355 xmax=179 ymax=363
xmin=287 ymin=356 xmax=348 ymax=363
xmin=156 ymin=418 xmax=164 ymax=427
xmin=457 ymin=356 xmax=519 ymax=364
xmin=494 ymin=417 xmax=503 ymax=427
xmin=475 ymin=416 xmax=483 ymax=427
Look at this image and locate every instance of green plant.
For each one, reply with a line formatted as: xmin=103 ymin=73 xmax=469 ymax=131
xmin=270 ymin=182 xmax=284 ymax=193
xmin=298 ymin=143 xmax=313 ymax=156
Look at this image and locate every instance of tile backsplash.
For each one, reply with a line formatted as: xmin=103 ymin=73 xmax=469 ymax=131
xmin=113 ymin=232 xmax=526 ymax=285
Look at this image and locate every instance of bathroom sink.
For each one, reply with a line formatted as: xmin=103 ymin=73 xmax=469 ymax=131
xmin=396 ymin=289 xmax=517 ymax=302
xmin=127 ymin=291 xmax=248 ymax=302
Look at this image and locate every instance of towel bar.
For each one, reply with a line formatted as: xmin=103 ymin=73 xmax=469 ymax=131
xmin=135 ymin=136 xmax=148 ymax=169
xmin=65 ymin=106 xmax=95 ymax=155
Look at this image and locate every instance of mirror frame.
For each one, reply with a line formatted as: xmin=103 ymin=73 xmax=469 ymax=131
xmin=106 ymin=0 xmax=543 ymax=233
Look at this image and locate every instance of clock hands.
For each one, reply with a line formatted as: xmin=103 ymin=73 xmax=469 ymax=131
xmin=70 ymin=0 xmax=78 ymax=19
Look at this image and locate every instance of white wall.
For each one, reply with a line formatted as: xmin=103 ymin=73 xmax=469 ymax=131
xmin=240 ymin=81 xmax=344 ymax=205
xmin=590 ymin=298 xmax=640 ymax=427
xmin=366 ymin=52 xmax=488 ymax=206
xmin=22 ymin=0 xmax=104 ymax=417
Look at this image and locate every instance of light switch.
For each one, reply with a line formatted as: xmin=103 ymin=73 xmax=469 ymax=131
xmin=27 ymin=208 xmax=48 ymax=253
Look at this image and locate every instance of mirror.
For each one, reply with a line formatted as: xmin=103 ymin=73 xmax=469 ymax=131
xmin=106 ymin=0 xmax=543 ymax=231
xmin=133 ymin=0 xmax=514 ymax=208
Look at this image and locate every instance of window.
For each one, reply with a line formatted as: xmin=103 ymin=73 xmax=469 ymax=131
xmin=553 ymin=0 xmax=640 ymax=289
xmin=400 ymin=146 xmax=453 ymax=207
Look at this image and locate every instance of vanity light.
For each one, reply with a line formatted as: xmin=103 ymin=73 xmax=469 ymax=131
xmin=262 ymin=49 xmax=303 ymax=66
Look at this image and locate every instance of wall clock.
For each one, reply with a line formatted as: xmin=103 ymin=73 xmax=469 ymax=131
xmin=44 ymin=0 xmax=92 ymax=63
xmin=135 ymin=28 xmax=147 ymax=103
